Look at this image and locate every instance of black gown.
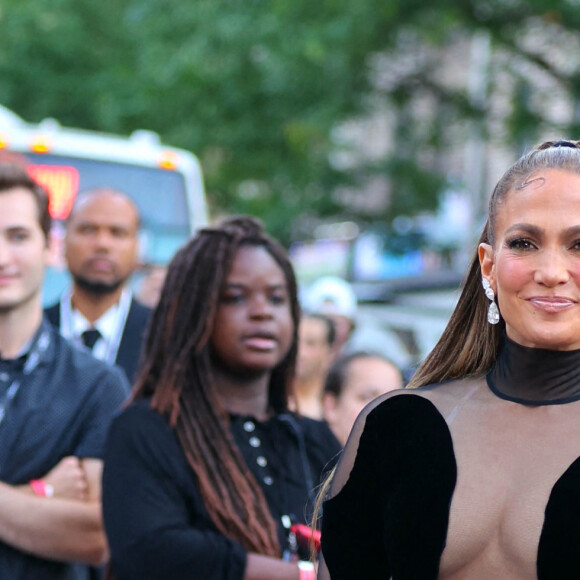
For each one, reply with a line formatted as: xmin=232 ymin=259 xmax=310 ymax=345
xmin=321 ymin=338 xmax=580 ymax=579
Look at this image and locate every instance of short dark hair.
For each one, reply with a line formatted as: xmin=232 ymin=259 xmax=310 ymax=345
xmin=68 ymin=187 xmax=141 ymax=229
xmin=324 ymin=351 xmax=400 ymax=397
xmin=303 ymin=313 xmax=336 ymax=347
xmin=0 ymin=163 xmax=51 ymax=241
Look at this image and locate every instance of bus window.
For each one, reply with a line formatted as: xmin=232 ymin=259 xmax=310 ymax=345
xmin=0 ymin=105 xmax=208 ymax=304
xmin=15 ymin=154 xmax=195 ymax=304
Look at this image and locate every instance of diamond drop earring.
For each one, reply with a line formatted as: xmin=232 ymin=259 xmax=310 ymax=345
xmin=482 ymin=278 xmax=500 ymax=325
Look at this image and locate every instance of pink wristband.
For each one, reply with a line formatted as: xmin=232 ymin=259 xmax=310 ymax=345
xmin=298 ymin=560 xmax=315 ymax=580
xmin=29 ymin=479 xmax=54 ymax=498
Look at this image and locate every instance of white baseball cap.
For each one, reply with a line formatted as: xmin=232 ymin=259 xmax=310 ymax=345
xmin=303 ymin=276 xmax=357 ymax=320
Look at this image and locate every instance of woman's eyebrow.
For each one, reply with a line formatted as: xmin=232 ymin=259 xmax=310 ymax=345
xmin=562 ymin=225 xmax=580 ymax=238
xmin=503 ymin=224 xmax=580 ymax=238
xmin=504 ymin=223 xmax=542 ymax=236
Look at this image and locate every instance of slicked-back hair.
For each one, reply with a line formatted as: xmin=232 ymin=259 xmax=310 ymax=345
xmin=0 ymin=162 xmax=51 ymax=241
xmin=132 ymin=215 xmax=300 ymax=557
xmin=408 ymin=139 xmax=580 ymax=388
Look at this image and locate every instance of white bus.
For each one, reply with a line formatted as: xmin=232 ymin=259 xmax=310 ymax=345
xmin=0 ymin=105 xmax=209 ymax=304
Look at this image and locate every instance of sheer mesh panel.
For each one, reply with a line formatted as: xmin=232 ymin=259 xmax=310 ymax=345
xmin=323 ymin=375 xmax=580 ymax=579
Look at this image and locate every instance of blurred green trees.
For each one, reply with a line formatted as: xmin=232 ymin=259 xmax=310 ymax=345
xmin=1 ymin=0 xmax=579 ymax=243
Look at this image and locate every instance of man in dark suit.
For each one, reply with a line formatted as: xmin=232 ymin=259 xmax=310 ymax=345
xmin=45 ymin=187 xmax=151 ymax=383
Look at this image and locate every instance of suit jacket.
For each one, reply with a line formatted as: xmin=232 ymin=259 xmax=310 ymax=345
xmin=44 ymin=298 xmax=152 ymax=384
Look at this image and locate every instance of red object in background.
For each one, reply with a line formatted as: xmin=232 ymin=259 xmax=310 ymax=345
xmin=291 ymin=523 xmax=321 ymax=552
xmin=27 ymin=164 xmax=79 ymax=220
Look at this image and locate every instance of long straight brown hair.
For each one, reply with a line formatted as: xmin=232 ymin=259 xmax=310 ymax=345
xmin=408 ymin=139 xmax=580 ymax=388
xmin=313 ymin=140 xmax=580 ymax=545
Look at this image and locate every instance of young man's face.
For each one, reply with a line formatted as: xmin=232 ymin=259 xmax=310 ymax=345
xmin=0 ymin=187 xmax=48 ymax=314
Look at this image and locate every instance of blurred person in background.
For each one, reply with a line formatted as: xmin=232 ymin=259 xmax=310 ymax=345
xmin=0 ymin=163 xmax=128 ymax=579
xmin=135 ymin=263 xmax=167 ymax=309
xmin=322 ymin=351 xmax=404 ymax=446
xmin=303 ymin=275 xmax=412 ymax=370
xmin=102 ymin=216 xmax=340 ymax=580
xmin=45 ymin=188 xmax=151 ymax=383
xmin=302 ymin=276 xmax=356 ymax=355
xmin=291 ymin=313 xmax=336 ymax=420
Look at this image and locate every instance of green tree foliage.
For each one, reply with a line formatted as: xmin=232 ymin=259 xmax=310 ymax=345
xmin=1 ymin=0 xmax=579 ymax=243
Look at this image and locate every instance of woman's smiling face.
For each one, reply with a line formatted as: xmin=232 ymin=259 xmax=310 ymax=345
xmin=479 ymin=169 xmax=580 ymax=351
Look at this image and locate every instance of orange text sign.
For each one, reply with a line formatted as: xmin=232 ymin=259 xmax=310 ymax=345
xmin=27 ymin=164 xmax=79 ymax=220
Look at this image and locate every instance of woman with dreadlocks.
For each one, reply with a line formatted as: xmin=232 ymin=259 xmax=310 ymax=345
xmin=101 ymin=216 xmax=340 ymax=580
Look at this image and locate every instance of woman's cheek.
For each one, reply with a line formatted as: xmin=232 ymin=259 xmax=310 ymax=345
xmin=495 ymin=253 xmax=533 ymax=296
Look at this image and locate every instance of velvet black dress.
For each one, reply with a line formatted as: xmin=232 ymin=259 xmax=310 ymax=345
xmin=321 ymin=338 xmax=580 ymax=579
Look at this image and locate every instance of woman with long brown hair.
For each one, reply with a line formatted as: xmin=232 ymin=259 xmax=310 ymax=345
xmin=318 ymin=140 xmax=580 ymax=579
xmin=101 ymin=216 xmax=339 ymax=580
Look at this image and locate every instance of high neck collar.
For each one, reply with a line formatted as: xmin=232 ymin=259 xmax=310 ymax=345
xmin=487 ymin=337 xmax=580 ymax=406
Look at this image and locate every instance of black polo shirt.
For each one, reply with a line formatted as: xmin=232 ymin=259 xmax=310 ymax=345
xmin=0 ymin=318 xmax=130 ymax=580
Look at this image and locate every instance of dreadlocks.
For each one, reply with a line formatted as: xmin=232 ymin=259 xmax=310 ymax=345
xmin=132 ymin=215 xmax=300 ymax=557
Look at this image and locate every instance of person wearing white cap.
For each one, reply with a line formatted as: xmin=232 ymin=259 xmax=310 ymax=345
xmin=302 ymin=276 xmax=357 ymax=354
xmin=303 ymin=276 xmax=413 ymax=371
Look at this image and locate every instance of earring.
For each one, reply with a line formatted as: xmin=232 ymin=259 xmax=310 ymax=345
xmin=482 ymin=278 xmax=500 ymax=325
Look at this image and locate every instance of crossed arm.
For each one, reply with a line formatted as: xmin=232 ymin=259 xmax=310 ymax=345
xmin=0 ymin=458 xmax=107 ymax=566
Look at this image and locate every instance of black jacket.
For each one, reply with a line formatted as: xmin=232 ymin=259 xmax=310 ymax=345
xmin=44 ymin=298 xmax=152 ymax=384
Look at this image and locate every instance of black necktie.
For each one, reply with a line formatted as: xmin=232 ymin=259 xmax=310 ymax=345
xmin=81 ymin=328 xmax=101 ymax=350
xmin=0 ymin=354 xmax=27 ymax=376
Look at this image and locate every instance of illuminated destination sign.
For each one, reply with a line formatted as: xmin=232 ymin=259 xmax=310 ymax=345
xmin=27 ymin=164 xmax=79 ymax=220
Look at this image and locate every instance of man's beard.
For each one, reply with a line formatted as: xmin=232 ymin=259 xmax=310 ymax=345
xmin=73 ymin=274 xmax=124 ymax=295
